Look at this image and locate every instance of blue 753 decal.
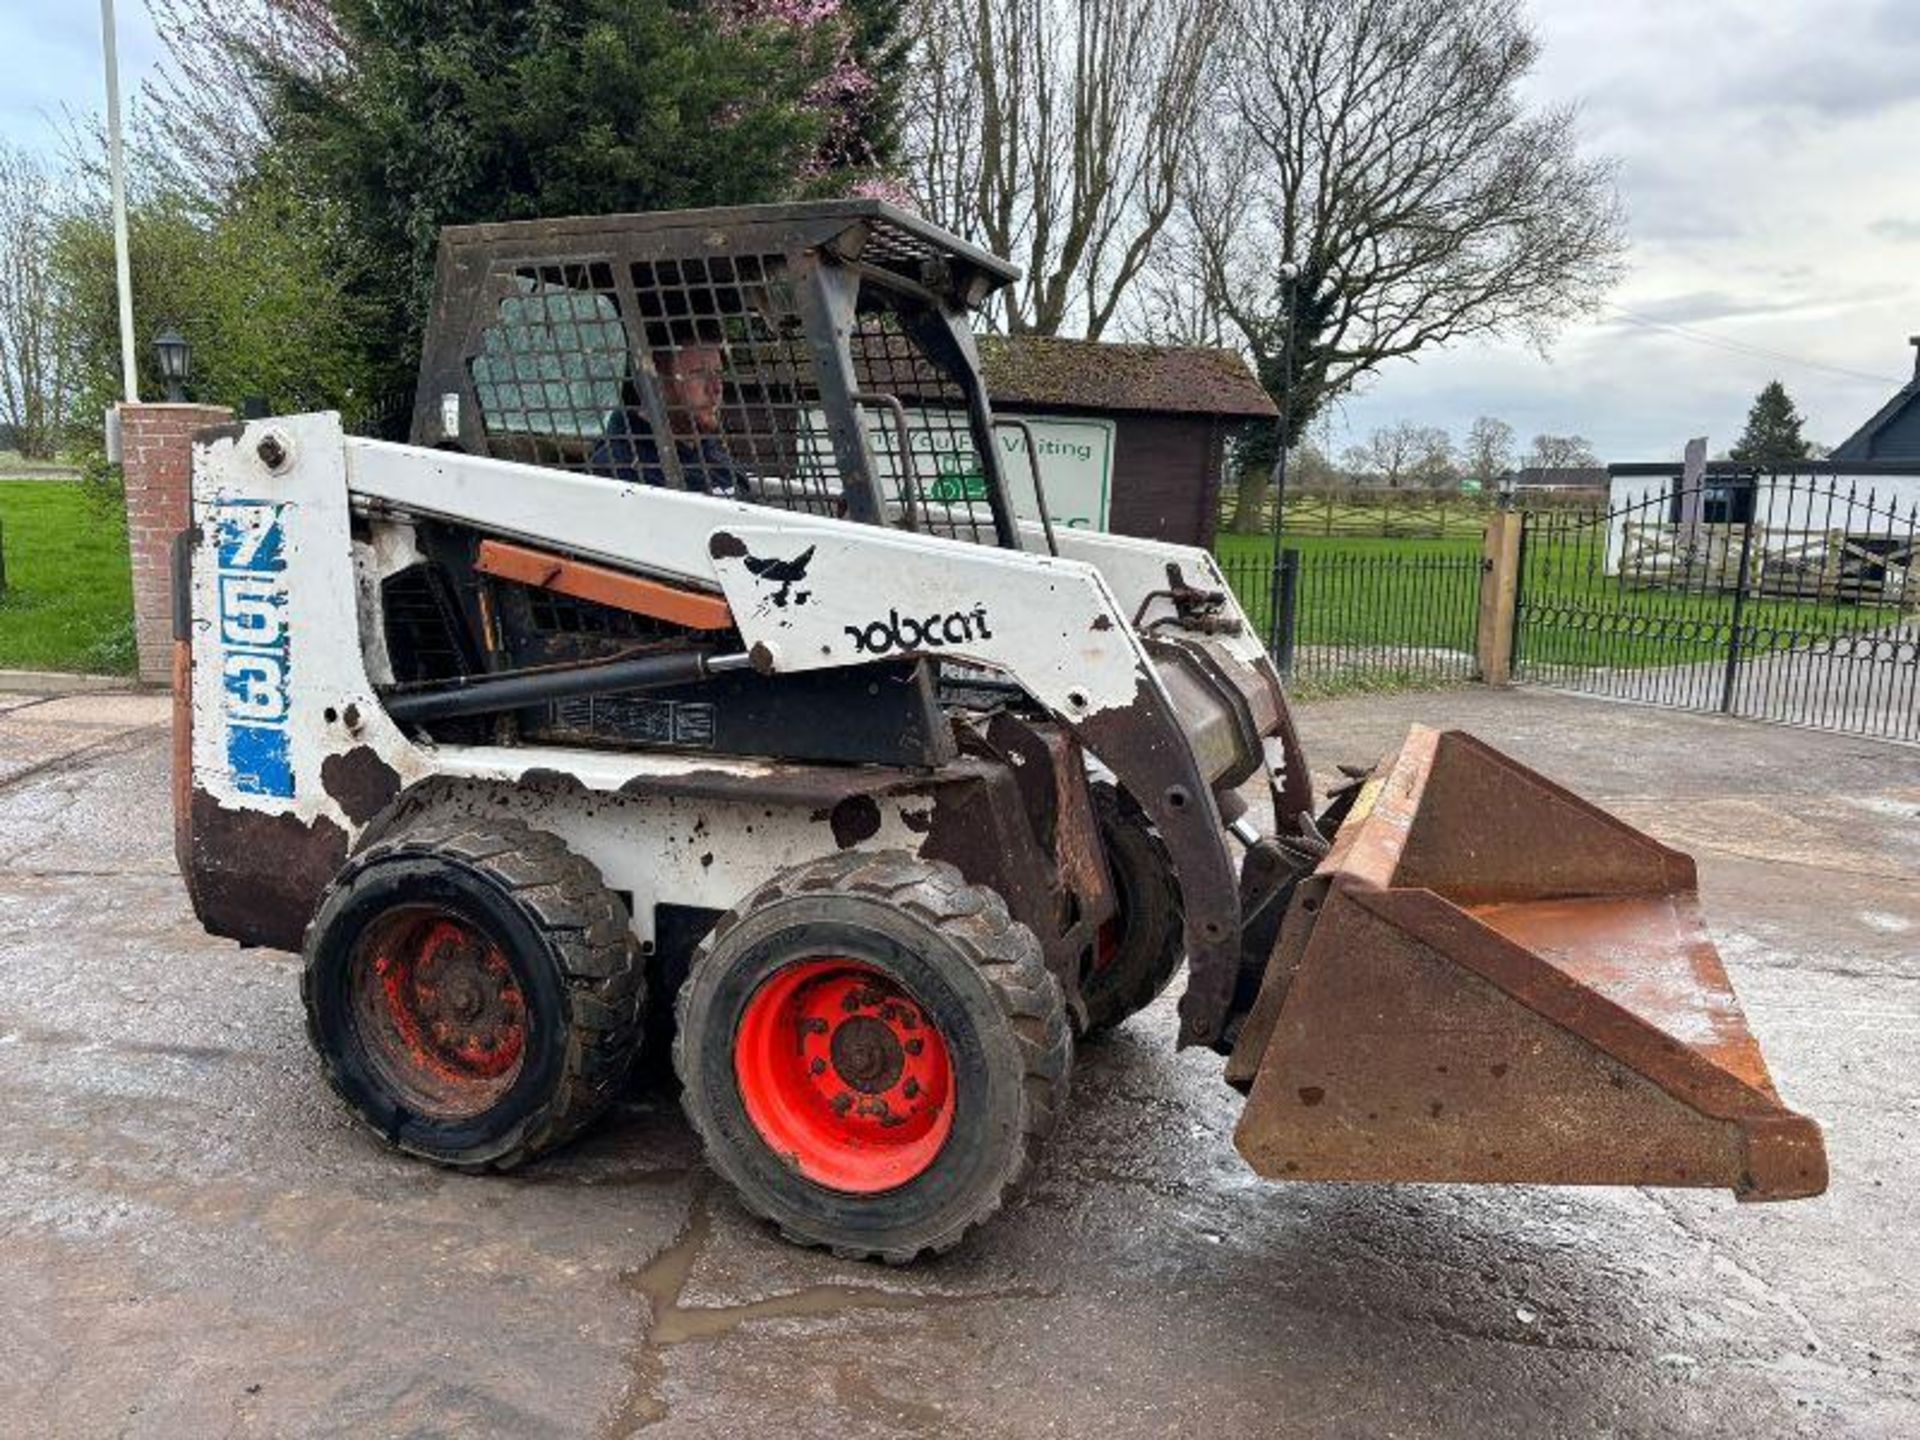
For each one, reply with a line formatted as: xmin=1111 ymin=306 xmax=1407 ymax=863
xmin=212 ymin=502 xmax=294 ymax=798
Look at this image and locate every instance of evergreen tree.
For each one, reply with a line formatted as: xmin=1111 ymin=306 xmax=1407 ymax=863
xmin=252 ymin=0 xmax=849 ymax=399
xmin=1730 ymin=380 xmax=1813 ymax=465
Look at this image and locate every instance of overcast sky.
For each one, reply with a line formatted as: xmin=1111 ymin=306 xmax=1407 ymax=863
xmin=3 ymin=1 xmax=1916 ymax=463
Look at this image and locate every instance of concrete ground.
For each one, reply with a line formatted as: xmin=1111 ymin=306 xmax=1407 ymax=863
xmin=0 ymin=685 xmax=1914 ymax=1438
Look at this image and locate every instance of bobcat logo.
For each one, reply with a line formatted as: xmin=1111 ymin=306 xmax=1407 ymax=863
xmin=844 ymin=606 xmax=995 ymax=656
xmin=742 ymin=545 xmax=815 ymax=608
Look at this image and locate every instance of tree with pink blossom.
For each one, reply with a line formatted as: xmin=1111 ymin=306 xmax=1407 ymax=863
xmin=136 ymin=0 xmax=911 ymax=403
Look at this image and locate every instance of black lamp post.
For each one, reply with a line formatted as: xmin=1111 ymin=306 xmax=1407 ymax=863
xmin=1266 ymin=262 xmax=1299 ymax=553
xmin=1264 ymin=263 xmax=1300 ymax=672
xmin=154 ymin=327 xmax=192 ymax=402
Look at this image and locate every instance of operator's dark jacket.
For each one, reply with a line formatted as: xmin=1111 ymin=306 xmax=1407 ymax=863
xmin=587 ymin=407 xmax=745 ymax=495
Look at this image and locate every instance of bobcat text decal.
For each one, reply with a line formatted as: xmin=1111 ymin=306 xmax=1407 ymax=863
xmin=844 ymin=606 xmax=995 ymax=656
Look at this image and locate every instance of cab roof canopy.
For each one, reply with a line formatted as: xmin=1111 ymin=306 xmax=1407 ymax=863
xmin=437 ymin=200 xmax=1021 ymax=314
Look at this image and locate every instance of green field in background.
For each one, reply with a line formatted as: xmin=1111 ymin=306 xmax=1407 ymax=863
xmin=0 ymin=483 xmax=136 ymax=674
xmin=1214 ymin=528 xmax=1908 ymax=675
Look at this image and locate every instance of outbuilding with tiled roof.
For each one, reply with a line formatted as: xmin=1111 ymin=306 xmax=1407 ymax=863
xmin=977 ymin=336 xmax=1274 ymax=548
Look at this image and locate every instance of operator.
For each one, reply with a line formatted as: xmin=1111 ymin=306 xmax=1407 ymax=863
xmin=589 ymin=343 xmax=748 ymax=495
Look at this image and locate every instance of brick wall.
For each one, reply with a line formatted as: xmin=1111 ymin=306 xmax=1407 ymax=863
xmin=121 ymin=403 xmax=234 ymax=685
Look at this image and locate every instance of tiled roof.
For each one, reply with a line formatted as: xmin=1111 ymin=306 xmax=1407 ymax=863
xmin=978 ymin=336 xmax=1277 ymax=419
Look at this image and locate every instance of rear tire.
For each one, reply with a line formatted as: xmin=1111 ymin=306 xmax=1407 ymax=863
xmin=301 ymin=816 xmax=642 ymax=1170
xmin=674 ymin=851 xmax=1070 ymax=1262
xmin=1079 ymin=782 xmax=1185 ymax=1035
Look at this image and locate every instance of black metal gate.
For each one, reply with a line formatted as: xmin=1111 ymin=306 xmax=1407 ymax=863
xmin=1219 ymin=542 xmax=1484 ymax=694
xmin=1515 ymin=465 xmax=1920 ymax=742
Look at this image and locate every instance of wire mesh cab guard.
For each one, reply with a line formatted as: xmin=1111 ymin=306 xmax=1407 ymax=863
xmin=412 ymin=201 xmax=1030 ymax=549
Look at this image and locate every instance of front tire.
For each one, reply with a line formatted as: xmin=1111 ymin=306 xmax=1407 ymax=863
xmin=301 ymin=816 xmax=643 ymax=1170
xmin=674 ymin=851 xmax=1070 ymax=1262
xmin=1079 ymin=782 xmax=1185 ymax=1035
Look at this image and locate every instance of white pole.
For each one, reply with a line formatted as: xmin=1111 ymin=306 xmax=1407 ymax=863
xmin=101 ymin=0 xmax=139 ymax=403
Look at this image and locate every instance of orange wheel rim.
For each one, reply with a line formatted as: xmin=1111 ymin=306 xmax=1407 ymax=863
xmin=733 ymin=959 xmax=955 ymax=1194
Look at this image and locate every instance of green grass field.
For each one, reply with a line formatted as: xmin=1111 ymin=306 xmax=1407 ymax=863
xmin=0 ymin=483 xmax=136 ymax=674
xmin=1214 ymin=526 xmax=1910 ymax=679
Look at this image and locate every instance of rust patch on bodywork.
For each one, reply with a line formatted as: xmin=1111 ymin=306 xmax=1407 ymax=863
xmin=1072 ymin=674 xmax=1242 ymax=1049
xmin=186 ymin=790 xmax=348 ymax=951
xmin=827 ymin=794 xmax=882 ymax=849
xmin=195 ymin=420 xmax=247 ymax=447
xmin=321 ymin=747 xmax=404 ymax=827
xmin=919 ymin=765 xmax=1081 ymax=989
xmin=171 ymin=641 xmax=196 ymax=899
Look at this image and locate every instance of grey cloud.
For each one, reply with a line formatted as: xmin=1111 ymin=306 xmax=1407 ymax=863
xmin=1724 ymin=2 xmax=1920 ymax=117
xmin=1868 ymin=217 xmax=1920 ymax=242
xmin=1605 ymin=291 xmax=1777 ymax=326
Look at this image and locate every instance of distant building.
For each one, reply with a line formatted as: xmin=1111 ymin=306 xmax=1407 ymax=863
xmin=979 ymin=337 xmax=1275 ymax=549
xmin=1511 ymin=466 xmax=1609 ymax=497
xmin=1830 ymin=337 xmax=1920 ymax=462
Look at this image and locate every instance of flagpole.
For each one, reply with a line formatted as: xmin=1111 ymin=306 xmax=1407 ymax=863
xmin=101 ymin=0 xmax=139 ymax=402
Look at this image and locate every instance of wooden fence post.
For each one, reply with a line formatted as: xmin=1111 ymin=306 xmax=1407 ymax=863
xmin=1477 ymin=510 xmax=1524 ymax=686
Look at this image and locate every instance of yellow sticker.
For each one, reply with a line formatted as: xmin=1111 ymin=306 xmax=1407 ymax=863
xmin=1346 ymin=774 xmax=1384 ymax=825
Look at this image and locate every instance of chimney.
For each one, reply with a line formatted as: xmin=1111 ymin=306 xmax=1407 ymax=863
xmin=1911 ymin=335 xmax=1920 ymax=382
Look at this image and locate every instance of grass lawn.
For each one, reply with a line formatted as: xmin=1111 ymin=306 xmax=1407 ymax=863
xmin=1214 ymin=533 xmax=1483 ymax=665
xmin=0 ymin=483 xmax=136 ymax=675
xmin=1213 ymin=527 xmax=1911 ymax=676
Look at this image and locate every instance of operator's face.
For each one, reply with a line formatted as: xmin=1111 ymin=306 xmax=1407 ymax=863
xmin=661 ymin=346 xmax=726 ymax=434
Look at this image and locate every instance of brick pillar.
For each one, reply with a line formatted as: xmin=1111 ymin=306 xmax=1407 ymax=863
xmin=121 ymin=403 xmax=235 ymax=685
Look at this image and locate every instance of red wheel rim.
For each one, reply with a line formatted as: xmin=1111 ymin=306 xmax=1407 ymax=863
xmin=351 ymin=906 xmax=528 ymax=1119
xmin=734 ymin=959 xmax=956 ymax=1194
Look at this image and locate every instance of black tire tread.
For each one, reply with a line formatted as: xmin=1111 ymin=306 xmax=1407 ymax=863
xmin=674 ymin=850 xmax=1070 ymax=1262
xmin=1080 ymin=783 xmax=1185 ymax=1035
xmin=300 ymin=814 xmax=642 ymax=1171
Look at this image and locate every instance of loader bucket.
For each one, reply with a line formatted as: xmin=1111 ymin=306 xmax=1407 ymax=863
xmin=1229 ymin=727 xmax=1826 ymax=1201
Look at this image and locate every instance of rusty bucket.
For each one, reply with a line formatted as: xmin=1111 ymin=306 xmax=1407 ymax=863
xmin=1228 ymin=728 xmax=1827 ymax=1201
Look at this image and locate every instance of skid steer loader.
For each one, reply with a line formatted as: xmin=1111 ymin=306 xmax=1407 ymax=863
xmin=175 ymin=201 xmax=1825 ymax=1260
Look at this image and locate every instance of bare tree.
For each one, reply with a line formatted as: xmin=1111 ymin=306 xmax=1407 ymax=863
xmin=1524 ymin=433 xmax=1599 ymax=470
xmin=141 ymin=0 xmax=345 ymax=198
xmin=1345 ymin=420 xmax=1449 ymax=489
xmin=1172 ymin=0 xmax=1625 ymax=521
xmin=1408 ymin=426 xmax=1458 ymax=489
xmin=907 ymin=0 xmax=1228 ymax=337
xmin=1290 ymin=437 xmax=1342 ymax=490
xmin=1463 ymin=415 xmax=1515 ymax=485
xmin=0 ymin=145 xmax=72 ymax=459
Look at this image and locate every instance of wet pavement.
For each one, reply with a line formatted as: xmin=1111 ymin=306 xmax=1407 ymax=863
xmin=0 ymin=685 xmax=1914 ymax=1438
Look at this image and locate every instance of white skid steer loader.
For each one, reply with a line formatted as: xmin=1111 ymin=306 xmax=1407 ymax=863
xmin=176 ymin=202 xmax=1825 ymax=1261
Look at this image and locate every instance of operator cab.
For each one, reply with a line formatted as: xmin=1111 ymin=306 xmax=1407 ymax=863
xmin=413 ymin=201 xmax=1040 ymax=550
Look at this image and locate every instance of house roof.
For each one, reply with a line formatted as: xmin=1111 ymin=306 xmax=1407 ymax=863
xmin=1831 ymin=338 xmax=1920 ymax=461
xmin=977 ymin=336 xmax=1277 ymax=420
